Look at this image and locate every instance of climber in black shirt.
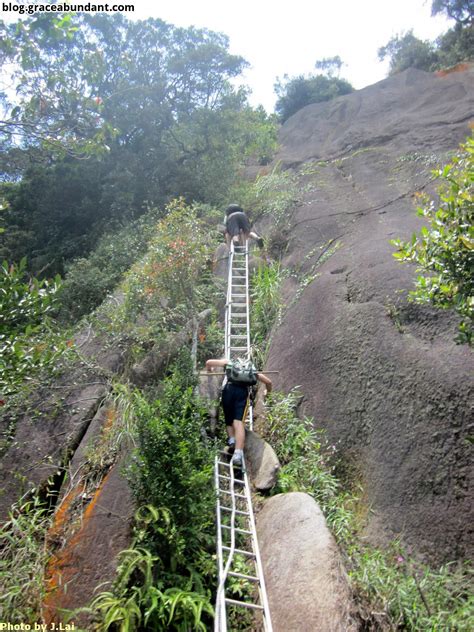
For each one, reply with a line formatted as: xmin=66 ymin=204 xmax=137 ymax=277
xmin=224 ymin=204 xmax=264 ymax=248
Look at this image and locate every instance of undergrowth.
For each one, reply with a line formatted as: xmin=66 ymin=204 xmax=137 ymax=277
xmin=87 ymin=356 xmax=217 ymax=631
xmin=0 ymin=492 xmax=53 ymax=622
xmin=261 ymin=389 xmax=474 ymax=631
xmin=250 ymin=261 xmax=285 ymax=366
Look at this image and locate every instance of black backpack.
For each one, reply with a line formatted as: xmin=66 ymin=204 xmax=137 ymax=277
xmin=226 ymin=358 xmax=258 ymax=386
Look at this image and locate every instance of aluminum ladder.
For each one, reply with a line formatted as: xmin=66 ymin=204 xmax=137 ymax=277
xmin=224 ymin=241 xmax=253 ymax=429
xmin=214 ymin=240 xmax=273 ymax=632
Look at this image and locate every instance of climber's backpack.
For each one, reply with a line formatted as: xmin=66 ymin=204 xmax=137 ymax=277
xmin=226 ymin=358 xmax=258 ymax=386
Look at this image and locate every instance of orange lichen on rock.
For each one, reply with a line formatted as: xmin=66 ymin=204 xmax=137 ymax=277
xmin=435 ymin=62 xmax=470 ymax=77
xmin=101 ymin=406 xmax=116 ymax=438
xmin=46 ymin=483 xmax=85 ymax=545
xmin=42 ymin=471 xmax=112 ymax=625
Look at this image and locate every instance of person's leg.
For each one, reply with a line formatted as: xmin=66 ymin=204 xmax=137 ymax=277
xmin=232 ymin=419 xmax=245 ymax=450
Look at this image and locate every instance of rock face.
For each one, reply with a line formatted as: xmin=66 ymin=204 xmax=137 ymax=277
xmin=266 ymin=67 xmax=474 ymax=563
xmin=244 ymin=430 xmax=280 ymax=490
xmin=0 ymin=312 xmax=127 ymax=520
xmin=257 ymin=492 xmax=357 ymax=632
xmin=43 ymin=450 xmax=134 ymax=628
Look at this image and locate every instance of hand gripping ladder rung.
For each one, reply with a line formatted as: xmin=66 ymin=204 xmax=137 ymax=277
xmin=214 ymin=454 xmax=273 ymax=632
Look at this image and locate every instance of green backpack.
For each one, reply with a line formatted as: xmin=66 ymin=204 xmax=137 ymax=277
xmin=226 ymin=358 xmax=258 ymax=386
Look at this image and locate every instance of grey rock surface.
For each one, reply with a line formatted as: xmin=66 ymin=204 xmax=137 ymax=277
xmin=245 ymin=430 xmax=280 ymax=490
xmin=257 ymin=492 xmax=357 ymax=631
xmin=266 ymin=67 xmax=474 ymax=563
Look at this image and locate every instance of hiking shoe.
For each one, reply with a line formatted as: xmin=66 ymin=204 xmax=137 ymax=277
xmin=256 ymin=237 xmax=264 ymax=249
xmin=231 ymin=452 xmax=245 ymax=472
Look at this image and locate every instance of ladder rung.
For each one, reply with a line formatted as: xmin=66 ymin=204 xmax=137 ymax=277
xmin=228 ymin=570 xmax=260 ymax=582
xmin=218 ymin=474 xmax=244 ymax=484
xmin=221 ymin=506 xmax=249 ymax=516
xmin=231 ymin=335 xmax=248 ymax=338
xmin=232 ymin=303 xmax=247 ymax=307
xmin=222 ymin=524 xmax=252 ymax=536
xmin=230 ymin=346 xmax=248 ymax=351
xmin=225 ymin=598 xmax=263 ymax=611
xmin=220 ymin=489 xmax=247 ymax=500
xmin=222 ymin=545 xmax=255 ymax=557
xmin=231 ymin=324 xmax=247 ymax=327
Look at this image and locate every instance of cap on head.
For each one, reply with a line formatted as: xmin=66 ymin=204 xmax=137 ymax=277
xmin=226 ymin=203 xmax=243 ymax=215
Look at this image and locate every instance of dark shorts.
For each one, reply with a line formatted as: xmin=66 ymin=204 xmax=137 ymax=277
xmin=221 ymin=382 xmax=250 ymax=426
xmin=226 ymin=212 xmax=251 ymax=238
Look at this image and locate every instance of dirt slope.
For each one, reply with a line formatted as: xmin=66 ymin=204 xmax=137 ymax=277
xmin=266 ymin=67 xmax=474 ymax=563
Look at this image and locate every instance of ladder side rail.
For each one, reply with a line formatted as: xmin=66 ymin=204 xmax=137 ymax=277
xmin=242 ymin=456 xmax=274 ymax=632
xmin=215 ymin=459 xmax=238 ymax=632
xmin=224 ymin=242 xmax=234 ymax=360
xmin=244 ymin=240 xmax=251 ymax=357
xmin=214 ymin=456 xmax=227 ymax=632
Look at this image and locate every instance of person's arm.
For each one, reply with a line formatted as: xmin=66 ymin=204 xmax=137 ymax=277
xmin=206 ymin=358 xmax=229 ymax=371
xmin=257 ymin=372 xmax=272 ymax=393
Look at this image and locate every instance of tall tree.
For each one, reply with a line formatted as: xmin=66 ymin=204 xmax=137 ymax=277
xmin=378 ymin=31 xmax=439 ymax=74
xmin=431 ymin=0 xmax=474 ymax=26
xmin=1 ymin=13 xmax=276 ymax=275
xmin=274 ymin=71 xmax=353 ymax=123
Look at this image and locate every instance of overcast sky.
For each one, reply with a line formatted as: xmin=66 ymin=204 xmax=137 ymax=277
xmin=131 ymin=0 xmax=451 ymax=111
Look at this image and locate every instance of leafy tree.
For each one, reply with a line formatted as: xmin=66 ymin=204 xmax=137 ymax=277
xmin=0 ymin=257 xmax=64 ymax=394
xmin=274 ymin=72 xmax=353 ymax=122
xmin=378 ymin=31 xmax=439 ymax=74
xmin=0 ymin=13 xmax=112 ymax=163
xmin=0 ymin=13 xmax=277 ymax=276
xmin=315 ymin=56 xmax=344 ymax=77
xmin=431 ymin=0 xmax=474 ymax=26
xmin=392 ymin=135 xmax=474 ymax=344
xmin=436 ymin=20 xmax=474 ymax=66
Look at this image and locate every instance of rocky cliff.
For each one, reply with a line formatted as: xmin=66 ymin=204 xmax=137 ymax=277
xmin=266 ymin=66 xmax=474 ymax=563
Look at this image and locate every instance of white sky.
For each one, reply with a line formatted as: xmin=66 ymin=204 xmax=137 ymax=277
xmin=1 ymin=0 xmax=452 ymax=112
xmin=130 ymin=0 xmax=451 ymax=111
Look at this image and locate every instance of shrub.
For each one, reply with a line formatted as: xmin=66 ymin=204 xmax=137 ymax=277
xmin=392 ymin=134 xmax=473 ymax=344
xmin=0 ymin=257 xmax=66 ymax=395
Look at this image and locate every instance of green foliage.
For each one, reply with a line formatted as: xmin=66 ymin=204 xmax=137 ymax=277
xmin=0 ymin=257 xmax=67 ymax=395
xmin=378 ymin=30 xmax=439 ymax=74
xmin=263 ymin=389 xmax=352 ymax=540
xmin=91 ymin=355 xmax=216 ymax=630
xmin=378 ymin=18 xmax=473 ymax=76
xmin=129 ymin=362 xmax=215 ymax=544
xmin=274 ymin=72 xmax=353 ymax=122
xmin=250 ymin=262 xmax=284 ymax=362
xmin=392 ymin=135 xmax=473 ymax=344
xmin=350 ymin=546 xmax=474 ymax=630
xmin=122 ymin=199 xmax=217 ymax=333
xmin=0 ymin=492 xmax=52 ymax=622
xmin=436 ymin=22 xmax=474 ymax=67
xmin=315 ymin=55 xmax=344 ymax=77
xmin=229 ymin=165 xmax=302 ymax=257
xmin=57 ymin=209 xmax=161 ymax=323
xmin=263 ymin=390 xmax=474 ymax=630
xmin=90 ymin=510 xmax=214 ymax=631
xmin=431 ymin=0 xmax=473 ymax=25
xmin=0 ymin=12 xmax=278 ymax=280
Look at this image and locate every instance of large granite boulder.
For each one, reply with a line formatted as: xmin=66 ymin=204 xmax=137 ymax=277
xmin=245 ymin=430 xmax=280 ymax=490
xmin=257 ymin=492 xmax=357 ymax=631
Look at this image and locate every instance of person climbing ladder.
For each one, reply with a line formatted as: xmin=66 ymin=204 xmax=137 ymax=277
xmin=223 ymin=204 xmax=264 ymax=248
xmin=205 ymin=357 xmax=272 ymax=468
